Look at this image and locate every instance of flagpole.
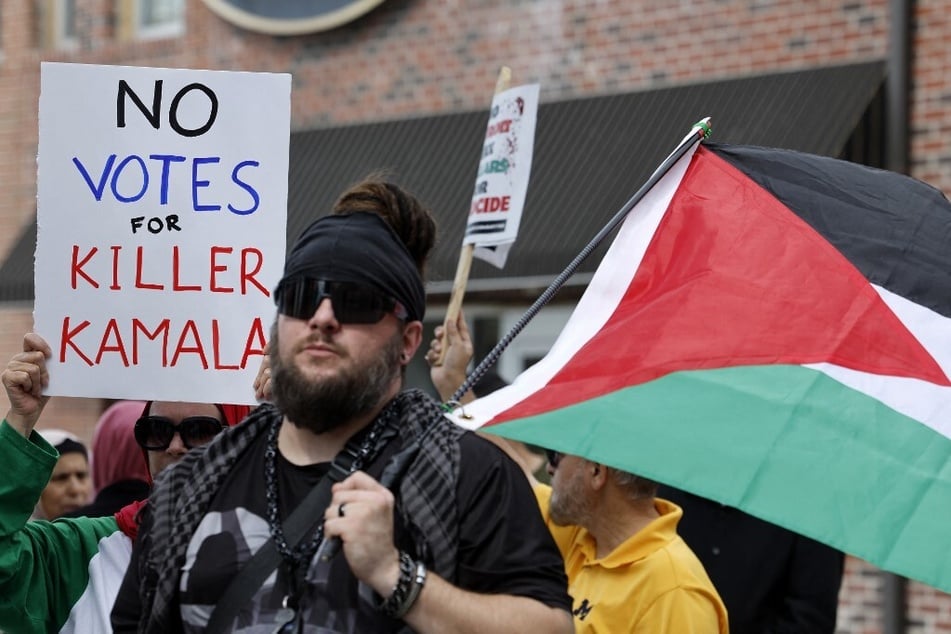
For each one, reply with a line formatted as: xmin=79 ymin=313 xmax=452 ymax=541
xmin=449 ymin=117 xmax=713 ymax=406
xmin=435 ymin=66 xmax=512 ymax=366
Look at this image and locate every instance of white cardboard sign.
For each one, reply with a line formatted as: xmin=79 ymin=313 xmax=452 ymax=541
xmin=35 ymin=62 xmax=291 ymax=405
xmin=464 ymin=84 xmax=540 ymax=268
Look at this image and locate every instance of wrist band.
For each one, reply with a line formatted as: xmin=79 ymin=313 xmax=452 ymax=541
xmin=379 ymin=551 xmax=427 ymax=619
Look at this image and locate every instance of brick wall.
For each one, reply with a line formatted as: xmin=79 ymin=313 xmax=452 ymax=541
xmin=0 ymin=1 xmax=948 ymax=630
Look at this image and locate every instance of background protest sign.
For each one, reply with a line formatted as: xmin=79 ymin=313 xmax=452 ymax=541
xmin=35 ymin=62 xmax=290 ymax=405
xmin=464 ymin=83 xmax=539 ymax=268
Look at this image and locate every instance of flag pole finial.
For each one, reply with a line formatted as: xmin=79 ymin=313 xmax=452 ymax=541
xmin=693 ymin=117 xmax=713 ymax=140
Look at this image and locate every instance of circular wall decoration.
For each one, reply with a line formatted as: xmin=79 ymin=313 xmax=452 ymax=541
xmin=202 ymin=0 xmax=386 ymax=35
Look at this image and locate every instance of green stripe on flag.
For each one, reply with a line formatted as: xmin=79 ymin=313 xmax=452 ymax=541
xmin=485 ymin=364 xmax=951 ymax=592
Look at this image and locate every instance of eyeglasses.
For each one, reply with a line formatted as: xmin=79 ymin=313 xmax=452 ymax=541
xmin=545 ymin=450 xmax=564 ymax=469
xmin=276 ymin=278 xmax=408 ymax=324
xmin=134 ymin=416 xmax=225 ymax=450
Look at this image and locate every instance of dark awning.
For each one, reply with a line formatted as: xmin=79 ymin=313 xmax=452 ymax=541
xmin=0 ymin=61 xmax=885 ymax=302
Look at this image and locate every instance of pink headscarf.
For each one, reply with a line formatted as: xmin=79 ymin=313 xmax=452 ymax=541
xmin=91 ymin=400 xmax=150 ymax=494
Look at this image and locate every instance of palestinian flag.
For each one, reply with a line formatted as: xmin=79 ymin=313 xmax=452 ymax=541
xmin=450 ymin=139 xmax=951 ymax=593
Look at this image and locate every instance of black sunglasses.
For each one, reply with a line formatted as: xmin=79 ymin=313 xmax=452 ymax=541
xmin=276 ymin=278 xmax=408 ymax=324
xmin=134 ymin=415 xmax=225 ymax=450
xmin=545 ymin=450 xmax=564 ymax=469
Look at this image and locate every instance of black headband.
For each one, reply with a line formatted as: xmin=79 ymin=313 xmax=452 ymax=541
xmin=277 ymin=212 xmax=426 ymax=321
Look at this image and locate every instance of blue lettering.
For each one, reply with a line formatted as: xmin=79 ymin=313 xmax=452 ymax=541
xmin=228 ymin=160 xmax=260 ymax=215
xmin=72 ymin=154 xmax=117 ymax=201
xmin=73 ymin=152 xmax=260 ymax=212
xmin=110 ymin=155 xmax=148 ymax=203
xmin=149 ymin=154 xmax=186 ymax=205
xmin=192 ymin=156 xmax=221 ymax=212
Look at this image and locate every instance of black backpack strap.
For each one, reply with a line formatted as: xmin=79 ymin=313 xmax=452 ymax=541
xmin=204 ymin=435 xmax=368 ymax=633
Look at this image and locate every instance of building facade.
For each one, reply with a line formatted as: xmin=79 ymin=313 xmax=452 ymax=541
xmin=0 ymin=0 xmax=949 ymax=631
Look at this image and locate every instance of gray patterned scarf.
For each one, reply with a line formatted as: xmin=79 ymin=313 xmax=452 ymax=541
xmin=137 ymin=389 xmax=463 ymax=633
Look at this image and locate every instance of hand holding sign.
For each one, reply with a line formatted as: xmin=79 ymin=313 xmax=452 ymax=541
xmin=436 ymin=69 xmax=540 ymax=366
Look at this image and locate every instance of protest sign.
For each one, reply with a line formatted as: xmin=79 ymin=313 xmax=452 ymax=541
xmin=464 ymin=83 xmax=539 ymax=268
xmin=35 ymin=62 xmax=290 ymax=404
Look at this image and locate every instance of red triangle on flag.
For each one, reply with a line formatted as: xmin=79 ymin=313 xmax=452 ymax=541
xmin=512 ymin=148 xmax=950 ymax=418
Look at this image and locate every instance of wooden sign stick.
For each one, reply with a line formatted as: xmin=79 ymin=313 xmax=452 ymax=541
xmin=435 ymin=66 xmax=512 ymax=366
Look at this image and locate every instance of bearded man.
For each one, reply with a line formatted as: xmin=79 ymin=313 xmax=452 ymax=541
xmin=112 ymin=177 xmax=573 ymax=633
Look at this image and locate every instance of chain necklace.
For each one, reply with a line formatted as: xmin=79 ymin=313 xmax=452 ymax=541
xmin=263 ymin=403 xmax=399 ymax=568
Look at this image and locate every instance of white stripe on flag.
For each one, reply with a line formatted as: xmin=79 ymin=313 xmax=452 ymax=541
xmin=449 ymin=142 xmax=701 ymax=429
xmin=807 ymin=284 xmax=951 ymax=440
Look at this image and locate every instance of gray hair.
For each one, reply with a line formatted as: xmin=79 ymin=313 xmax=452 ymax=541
xmin=609 ymin=467 xmax=658 ymax=501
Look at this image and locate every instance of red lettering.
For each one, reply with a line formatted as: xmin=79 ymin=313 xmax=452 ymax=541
xmin=72 ymin=244 xmax=271 ymax=294
xmin=240 ymin=318 xmax=268 ymax=368
xmin=71 ymin=246 xmax=99 ymax=289
xmin=94 ymin=319 xmax=130 ymax=366
xmin=60 ymin=317 xmax=93 ymax=365
xmin=172 ymin=246 xmax=201 ymax=291
xmin=210 ymin=246 xmax=233 ymax=293
xmin=110 ymin=246 xmax=121 ymax=290
xmin=135 ymin=247 xmax=163 ymax=290
xmin=469 ymin=195 xmax=512 ymax=214
xmin=212 ymin=320 xmax=239 ymax=370
xmin=241 ymin=248 xmax=269 ymax=297
xmin=57 ymin=317 xmax=262 ymax=370
xmin=132 ymin=318 xmax=171 ymax=366
xmin=486 ymin=119 xmax=513 ymax=137
xmin=170 ymin=320 xmax=209 ymax=369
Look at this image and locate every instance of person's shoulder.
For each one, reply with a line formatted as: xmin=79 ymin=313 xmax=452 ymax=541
xmin=455 ymin=430 xmax=529 ymax=472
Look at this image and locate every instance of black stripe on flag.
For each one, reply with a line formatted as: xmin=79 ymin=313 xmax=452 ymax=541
xmin=707 ymin=142 xmax=951 ymax=318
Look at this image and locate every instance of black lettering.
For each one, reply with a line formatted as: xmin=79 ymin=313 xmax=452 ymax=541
xmin=117 ymin=79 xmax=162 ymax=130
xmin=573 ymin=599 xmax=593 ymax=621
xmin=169 ymin=83 xmax=218 ymax=137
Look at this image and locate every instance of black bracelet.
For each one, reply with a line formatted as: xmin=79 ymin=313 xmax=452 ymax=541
xmin=394 ymin=558 xmax=427 ymax=619
xmin=378 ymin=551 xmax=427 ymax=619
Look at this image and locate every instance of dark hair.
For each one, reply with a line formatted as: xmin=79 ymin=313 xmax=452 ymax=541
xmin=332 ymin=175 xmax=437 ymax=279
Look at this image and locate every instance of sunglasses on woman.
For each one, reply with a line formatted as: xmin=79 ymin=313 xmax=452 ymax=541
xmin=134 ymin=415 xmax=225 ymax=451
xmin=276 ymin=277 xmax=408 ymax=324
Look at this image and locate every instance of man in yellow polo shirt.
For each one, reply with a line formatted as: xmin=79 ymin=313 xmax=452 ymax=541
xmin=537 ymin=450 xmax=728 ymax=632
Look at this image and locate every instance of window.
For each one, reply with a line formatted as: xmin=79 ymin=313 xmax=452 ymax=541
xmin=129 ymin=0 xmax=184 ymax=39
xmin=40 ymin=0 xmax=78 ymax=49
xmin=56 ymin=0 xmax=78 ymax=47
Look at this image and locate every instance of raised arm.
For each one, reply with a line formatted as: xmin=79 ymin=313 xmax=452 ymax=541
xmin=1 ymin=333 xmax=53 ymax=437
xmin=0 ymin=333 xmax=119 ymax=634
xmin=426 ymin=311 xmax=475 ymax=404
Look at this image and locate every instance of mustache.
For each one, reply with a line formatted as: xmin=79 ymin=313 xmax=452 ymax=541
xmin=295 ymin=333 xmax=344 ymax=354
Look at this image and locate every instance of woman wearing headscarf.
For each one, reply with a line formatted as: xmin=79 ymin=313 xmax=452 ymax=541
xmin=31 ymin=429 xmax=92 ymax=520
xmin=0 ymin=332 xmax=252 ymax=634
xmin=62 ymin=401 xmax=150 ymax=519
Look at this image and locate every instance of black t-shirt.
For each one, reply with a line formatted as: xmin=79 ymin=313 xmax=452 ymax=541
xmin=172 ymin=428 xmax=571 ymax=632
xmin=658 ymin=485 xmax=844 ymax=634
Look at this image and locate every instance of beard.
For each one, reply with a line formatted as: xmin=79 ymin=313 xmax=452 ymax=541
xmin=269 ymin=325 xmax=403 ymax=434
xmin=548 ymin=465 xmax=591 ymax=527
